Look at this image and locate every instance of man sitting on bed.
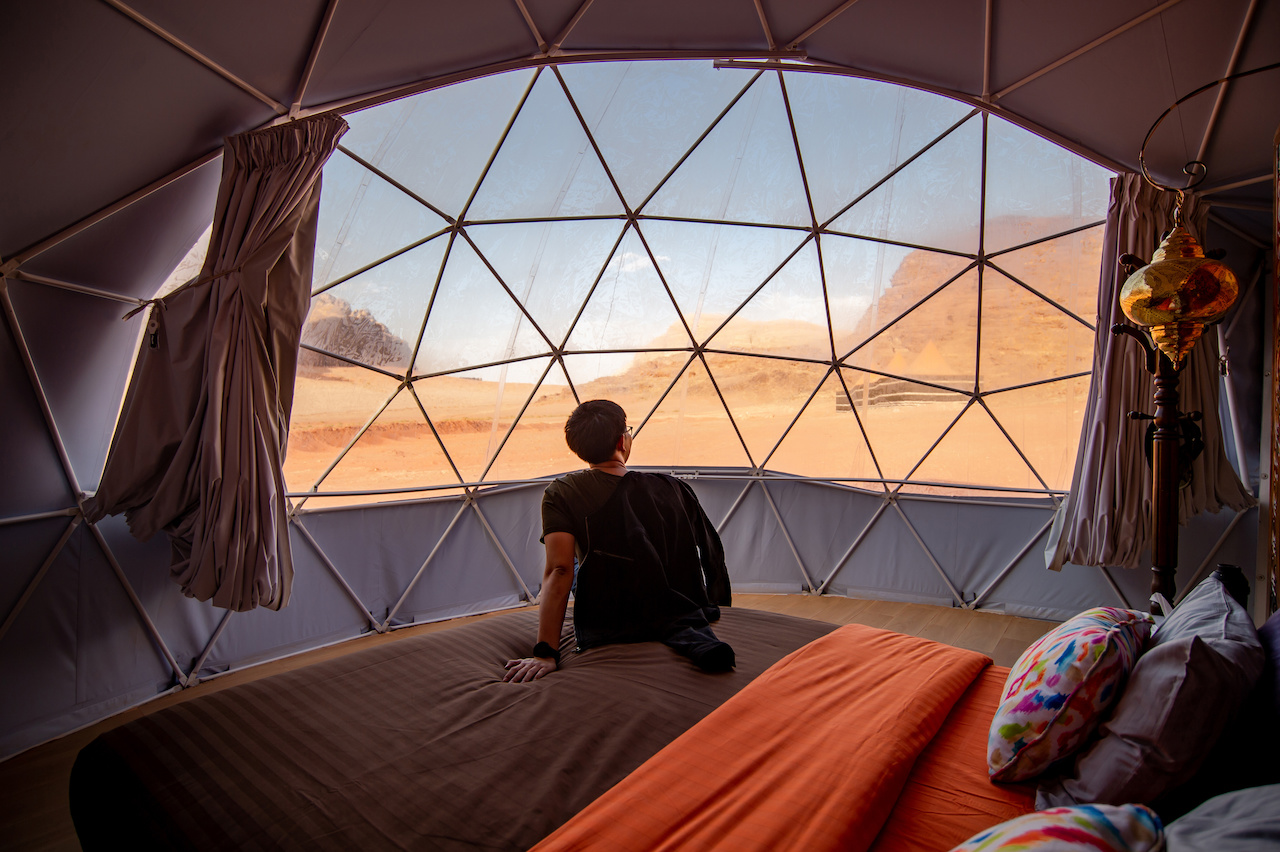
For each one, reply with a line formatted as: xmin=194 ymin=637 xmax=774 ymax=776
xmin=503 ymin=399 xmax=734 ymax=682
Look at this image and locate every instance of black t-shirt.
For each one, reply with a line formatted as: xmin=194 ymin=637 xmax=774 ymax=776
xmin=541 ymin=469 xmax=625 ymax=561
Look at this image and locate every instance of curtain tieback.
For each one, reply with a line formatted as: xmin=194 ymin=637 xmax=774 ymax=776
xmin=121 ymin=262 xmax=248 ymax=321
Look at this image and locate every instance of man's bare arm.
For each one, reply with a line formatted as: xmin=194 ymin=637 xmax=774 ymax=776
xmin=503 ymin=532 xmax=575 ymax=683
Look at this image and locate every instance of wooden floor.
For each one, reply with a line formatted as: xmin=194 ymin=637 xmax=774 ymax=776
xmin=0 ymin=595 xmax=1057 ymax=851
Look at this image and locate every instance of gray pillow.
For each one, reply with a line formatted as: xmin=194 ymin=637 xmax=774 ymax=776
xmin=1037 ymin=575 xmax=1264 ymax=809
xmin=1165 ymin=784 xmax=1280 ymax=851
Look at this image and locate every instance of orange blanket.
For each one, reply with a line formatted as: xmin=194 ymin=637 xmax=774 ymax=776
xmin=532 ymin=624 xmax=995 ymax=852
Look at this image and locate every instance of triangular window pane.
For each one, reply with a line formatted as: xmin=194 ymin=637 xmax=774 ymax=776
xmin=709 ymin=241 xmax=831 ymax=360
xmin=846 ymin=268 xmax=979 ymax=391
xmin=768 ymin=371 xmax=882 ymax=481
xmin=830 ymin=116 xmax=982 ymax=254
xmin=984 ymin=376 xmax=1090 ymax=491
xmin=416 ymin=238 xmax=550 ymax=375
xmin=466 ymin=220 xmax=625 ymax=349
xmin=984 ymin=117 xmax=1112 ymax=253
xmin=845 ymin=365 xmax=968 ymax=482
xmin=644 ymin=73 xmax=810 ymax=226
xmin=703 ymin=354 xmax=829 ymax=466
xmin=560 ymin=61 xmax=750 ymax=209
xmin=784 ymin=72 xmax=973 ymax=225
xmin=304 ymin=238 xmax=449 ymax=371
xmin=486 ymin=361 xmax=583 ymax=482
xmin=341 ymin=70 xmax=535 ymax=218
xmin=417 ymin=359 xmax=551 ymax=484
xmin=306 ymin=385 xmax=465 ymax=506
xmin=561 ymin=351 xmax=690 ymax=430
xmin=979 ymin=268 xmax=1094 ymax=392
xmin=907 ymin=404 xmax=1043 ymax=491
xmin=285 ymin=366 xmax=407 ymax=494
xmin=988 ymin=226 xmax=1103 ymax=324
xmin=564 ymin=227 xmax=690 ymax=353
xmin=313 ymin=153 xmax=448 ymax=287
xmin=627 ymin=360 xmax=752 ymax=469
xmin=468 ymin=71 xmax=623 ymax=220
xmin=639 ymin=219 xmax=808 ymax=344
xmin=823 ymin=235 xmax=971 ymax=357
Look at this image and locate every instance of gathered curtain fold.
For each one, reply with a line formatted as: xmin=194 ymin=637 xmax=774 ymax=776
xmin=1047 ymin=172 xmax=1255 ymax=573
xmin=86 ymin=113 xmax=348 ymax=611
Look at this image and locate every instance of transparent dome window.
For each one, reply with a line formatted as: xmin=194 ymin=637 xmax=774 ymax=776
xmin=288 ymin=61 xmax=1110 ymax=505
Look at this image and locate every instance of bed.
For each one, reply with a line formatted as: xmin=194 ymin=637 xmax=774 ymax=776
xmin=70 ymin=579 xmax=1280 ymax=852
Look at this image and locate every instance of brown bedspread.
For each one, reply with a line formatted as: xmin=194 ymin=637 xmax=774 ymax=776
xmin=70 ymin=606 xmax=835 ymax=851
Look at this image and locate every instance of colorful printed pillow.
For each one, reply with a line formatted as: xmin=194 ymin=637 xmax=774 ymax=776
xmin=988 ymin=607 xmax=1153 ymax=782
xmin=949 ymin=804 xmax=1163 ymax=852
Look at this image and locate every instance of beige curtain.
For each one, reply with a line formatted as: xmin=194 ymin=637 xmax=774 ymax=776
xmin=1047 ymin=172 xmax=1255 ymax=572
xmin=86 ymin=114 xmax=348 ymax=611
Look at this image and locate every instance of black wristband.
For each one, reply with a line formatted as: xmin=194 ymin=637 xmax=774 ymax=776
xmin=532 ymin=641 xmax=561 ymax=665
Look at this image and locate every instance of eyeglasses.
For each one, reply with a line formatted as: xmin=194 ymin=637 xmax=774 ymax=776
xmin=623 ymin=425 xmax=634 ymax=438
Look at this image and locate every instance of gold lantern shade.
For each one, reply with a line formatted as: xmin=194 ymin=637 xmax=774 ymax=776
xmin=1118 ymin=225 xmax=1239 ymax=365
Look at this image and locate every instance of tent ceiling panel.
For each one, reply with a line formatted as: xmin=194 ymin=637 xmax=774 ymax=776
xmin=5 ymin=280 xmax=143 ymax=491
xmin=19 ymin=159 xmax=223 ymax=300
xmin=796 ymin=0 xmax=988 ymax=95
xmin=1 ymin=0 xmax=271 ymax=260
xmin=0 ymin=311 xmax=78 ymax=516
xmin=995 ymin=16 xmax=1209 ymax=193
xmin=305 ymin=0 xmax=536 ymax=107
xmin=987 ymin=0 xmax=1166 ymax=94
xmin=562 ymin=0 xmax=771 ymax=51
xmin=1201 ymin=71 xmax=1280 ymax=189
xmin=123 ymin=0 xmax=328 ymax=106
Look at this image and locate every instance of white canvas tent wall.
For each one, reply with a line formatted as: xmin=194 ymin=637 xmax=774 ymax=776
xmin=1 ymin=0 xmax=1276 ymax=760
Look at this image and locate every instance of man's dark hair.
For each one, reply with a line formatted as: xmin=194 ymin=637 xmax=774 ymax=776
xmin=565 ymin=400 xmax=627 ymax=464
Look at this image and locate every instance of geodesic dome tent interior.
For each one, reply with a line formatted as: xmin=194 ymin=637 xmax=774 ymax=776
xmin=2 ymin=0 xmax=1277 ymax=759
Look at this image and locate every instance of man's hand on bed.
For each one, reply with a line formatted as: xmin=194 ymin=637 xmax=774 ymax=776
xmin=502 ymin=656 xmax=557 ymax=682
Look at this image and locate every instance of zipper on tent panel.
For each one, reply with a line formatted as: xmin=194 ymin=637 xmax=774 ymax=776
xmin=290 ymin=515 xmax=381 ymax=631
xmin=1218 ymin=324 xmax=1254 ymax=490
xmin=0 ymin=516 xmax=80 ymax=645
xmin=759 ymin=480 xmax=815 ymax=591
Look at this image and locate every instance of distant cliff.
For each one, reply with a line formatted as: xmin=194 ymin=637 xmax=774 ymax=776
xmin=300 ymin=293 xmax=412 ymax=369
